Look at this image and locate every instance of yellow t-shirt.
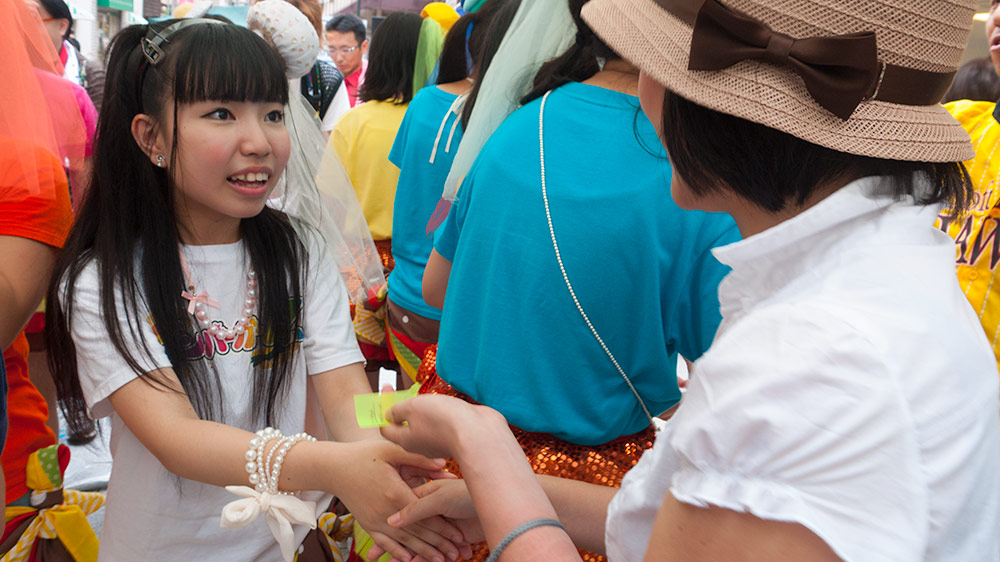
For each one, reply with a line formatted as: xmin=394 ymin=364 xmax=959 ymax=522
xmin=941 ymin=100 xmax=1000 ymax=369
xmin=331 ymin=100 xmax=408 ymax=240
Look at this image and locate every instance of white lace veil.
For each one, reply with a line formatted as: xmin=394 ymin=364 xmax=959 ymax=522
xmin=428 ymin=0 xmax=575 ymax=230
xmin=249 ymin=0 xmax=385 ymax=304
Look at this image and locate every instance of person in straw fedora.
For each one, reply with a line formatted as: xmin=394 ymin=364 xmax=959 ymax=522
xmin=368 ymin=0 xmax=1000 ymax=561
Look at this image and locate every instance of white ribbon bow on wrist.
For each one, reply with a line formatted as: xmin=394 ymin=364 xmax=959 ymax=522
xmin=220 ymin=485 xmax=318 ymax=562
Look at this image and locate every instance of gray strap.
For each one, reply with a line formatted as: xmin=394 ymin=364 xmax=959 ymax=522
xmin=485 ymin=518 xmax=565 ymax=562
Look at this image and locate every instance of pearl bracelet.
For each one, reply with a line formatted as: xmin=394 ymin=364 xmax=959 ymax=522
xmin=263 ymin=435 xmax=290 ymax=492
xmin=224 ymin=428 xmax=320 ymax=562
xmin=268 ymin=433 xmax=317 ymax=494
xmin=245 ymin=427 xmax=281 ymax=492
xmin=242 ymin=427 xmax=316 ymax=495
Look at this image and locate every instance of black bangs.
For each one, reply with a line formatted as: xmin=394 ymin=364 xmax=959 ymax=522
xmin=171 ymin=24 xmax=288 ymax=105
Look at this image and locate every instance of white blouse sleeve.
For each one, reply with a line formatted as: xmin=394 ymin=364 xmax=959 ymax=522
xmin=666 ymin=303 xmax=926 ymax=562
xmin=67 ymin=261 xmax=172 ymax=419
xmin=300 ymin=233 xmax=365 ymax=374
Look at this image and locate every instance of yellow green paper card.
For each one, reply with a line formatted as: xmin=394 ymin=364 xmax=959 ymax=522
xmin=355 ymin=384 xmax=421 ymax=428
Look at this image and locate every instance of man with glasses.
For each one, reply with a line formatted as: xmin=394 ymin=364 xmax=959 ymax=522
xmin=325 ymin=14 xmax=368 ymax=107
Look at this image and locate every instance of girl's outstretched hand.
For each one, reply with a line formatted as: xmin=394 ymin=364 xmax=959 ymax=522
xmin=368 ymin=479 xmax=484 ymax=561
xmin=392 ymin=479 xmax=484 ymax=543
xmin=333 ymin=439 xmax=470 ymax=562
xmin=381 ymin=394 xmax=509 ymax=460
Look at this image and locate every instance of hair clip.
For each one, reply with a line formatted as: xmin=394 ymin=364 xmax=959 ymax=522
xmin=140 ymin=35 xmax=166 ymax=65
xmin=141 ymin=18 xmax=225 ymax=66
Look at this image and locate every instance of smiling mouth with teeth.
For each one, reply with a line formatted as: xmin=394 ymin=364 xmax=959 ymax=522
xmin=227 ymin=172 xmax=270 ymax=187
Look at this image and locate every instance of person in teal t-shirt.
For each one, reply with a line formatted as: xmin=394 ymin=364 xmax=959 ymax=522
xmin=423 ymin=25 xmax=740 ymax=447
xmin=412 ymin=4 xmax=739 ymax=560
xmin=429 ymin=77 xmax=739 ymax=445
xmin=386 ymin=4 xmax=506 ymax=382
xmin=388 ymin=85 xmax=463 ymax=321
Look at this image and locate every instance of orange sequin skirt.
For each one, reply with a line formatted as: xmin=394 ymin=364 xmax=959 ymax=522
xmin=374 ymin=239 xmax=394 ymax=274
xmin=416 ymin=345 xmax=657 ymax=562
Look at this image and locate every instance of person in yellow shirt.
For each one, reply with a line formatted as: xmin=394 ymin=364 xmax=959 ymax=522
xmin=329 ymin=12 xmax=445 ymax=398
xmin=939 ymin=1 xmax=1000 ymax=373
xmin=331 ymin=12 xmax=441 ymax=274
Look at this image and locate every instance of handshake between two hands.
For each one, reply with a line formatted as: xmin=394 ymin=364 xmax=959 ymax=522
xmin=349 ymin=391 xmax=507 ymax=562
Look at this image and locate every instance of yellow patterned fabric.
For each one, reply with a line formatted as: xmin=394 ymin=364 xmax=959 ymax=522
xmin=940 ymin=100 xmax=1000 ymax=373
xmin=24 ymin=448 xmax=61 ymax=493
xmin=2 ymin=445 xmax=104 ymax=562
xmin=292 ymin=512 xmax=355 ymax=562
xmin=351 ymin=522 xmax=390 ymax=562
xmin=1 ymin=490 xmax=104 ymax=562
xmin=354 ymin=283 xmax=388 ymax=347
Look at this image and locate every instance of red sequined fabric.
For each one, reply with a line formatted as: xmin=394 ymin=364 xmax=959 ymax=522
xmin=415 ymin=345 xmax=657 ymax=562
xmin=374 ymin=239 xmax=395 ymax=273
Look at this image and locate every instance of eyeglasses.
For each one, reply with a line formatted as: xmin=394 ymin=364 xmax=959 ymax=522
xmin=328 ymin=44 xmax=360 ymax=55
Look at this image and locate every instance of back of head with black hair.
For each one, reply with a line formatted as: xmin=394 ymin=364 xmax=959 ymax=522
xmin=46 ymin=20 xmax=305 ymax=443
xmin=202 ymin=14 xmax=234 ymax=24
xmin=436 ymin=0 xmax=505 ymax=84
xmin=942 ymin=57 xmax=1000 ymax=104
xmin=358 ymin=11 xmax=423 ymax=105
xmin=519 ymin=0 xmax=618 ymax=105
xmin=38 ymin=0 xmax=72 ymax=40
xmin=325 ymin=14 xmax=366 ymax=44
xmin=459 ymin=0 xmax=521 ymax=129
xmin=661 ymin=92 xmax=972 ymax=216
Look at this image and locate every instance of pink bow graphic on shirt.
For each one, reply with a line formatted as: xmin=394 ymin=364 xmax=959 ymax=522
xmin=181 ymin=290 xmax=220 ymax=315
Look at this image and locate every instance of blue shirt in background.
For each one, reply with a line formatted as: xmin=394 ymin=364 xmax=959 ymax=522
xmin=434 ymin=81 xmax=740 ymax=445
xmin=388 ymin=85 xmax=464 ymax=320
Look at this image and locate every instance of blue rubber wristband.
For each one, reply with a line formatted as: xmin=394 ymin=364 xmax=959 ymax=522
xmin=484 ymin=518 xmax=565 ymax=562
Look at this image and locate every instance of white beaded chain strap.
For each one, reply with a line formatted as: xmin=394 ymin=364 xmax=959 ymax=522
xmin=538 ymin=90 xmax=655 ymax=428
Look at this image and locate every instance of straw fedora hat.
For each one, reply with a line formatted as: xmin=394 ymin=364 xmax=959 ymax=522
xmin=581 ymin=0 xmax=977 ymax=163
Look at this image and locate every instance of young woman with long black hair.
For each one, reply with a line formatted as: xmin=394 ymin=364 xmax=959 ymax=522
xmin=47 ymin=18 xmax=465 ymax=561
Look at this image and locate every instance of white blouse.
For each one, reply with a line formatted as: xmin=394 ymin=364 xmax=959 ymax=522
xmin=606 ymin=177 xmax=1000 ymax=562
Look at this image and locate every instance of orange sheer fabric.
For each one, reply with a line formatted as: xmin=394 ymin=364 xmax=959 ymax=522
xmin=1 ymin=0 xmax=87 ymax=202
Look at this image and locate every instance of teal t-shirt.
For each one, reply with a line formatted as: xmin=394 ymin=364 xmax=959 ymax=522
xmin=434 ymin=82 xmax=740 ymax=445
xmin=387 ymin=85 xmax=463 ymax=320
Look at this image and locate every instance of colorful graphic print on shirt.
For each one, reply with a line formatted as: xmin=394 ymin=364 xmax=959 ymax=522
xmin=936 ymin=179 xmax=1000 ymax=363
xmin=147 ymin=299 xmax=304 ymax=365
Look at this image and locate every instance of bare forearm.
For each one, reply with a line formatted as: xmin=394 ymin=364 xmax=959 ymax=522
xmin=313 ymin=362 xmax=381 ymax=442
xmin=0 ymin=277 xmax=31 ymax=349
xmin=455 ymin=416 xmax=580 ymax=561
xmin=421 ymin=250 xmax=451 ymax=310
xmin=110 ymin=377 xmax=355 ymax=495
xmin=0 ymin=237 xmax=58 ymax=349
xmin=142 ymin=416 xmax=352 ymax=494
xmin=537 ymin=475 xmax=615 ymax=555
xmin=110 ymin=369 xmax=463 ymax=562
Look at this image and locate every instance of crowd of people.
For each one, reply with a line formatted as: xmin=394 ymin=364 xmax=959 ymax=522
xmin=2 ymin=0 xmax=999 ymax=561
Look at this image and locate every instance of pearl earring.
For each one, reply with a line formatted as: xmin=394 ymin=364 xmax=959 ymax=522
xmin=156 ymin=154 xmax=166 ymax=167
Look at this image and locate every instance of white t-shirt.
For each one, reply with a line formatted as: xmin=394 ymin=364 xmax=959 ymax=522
xmin=322 ymin=85 xmax=351 ymax=133
xmin=70 ymin=237 xmax=364 ymax=560
xmin=605 ymin=177 xmax=1000 ymax=562
xmin=61 ymin=40 xmax=81 ymax=86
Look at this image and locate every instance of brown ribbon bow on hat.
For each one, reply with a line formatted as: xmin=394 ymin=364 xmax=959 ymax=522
xmin=688 ymin=0 xmax=879 ymax=120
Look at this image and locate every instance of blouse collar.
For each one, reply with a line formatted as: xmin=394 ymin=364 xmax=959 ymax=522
xmin=711 ymin=175 xmax=942 ymax=317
